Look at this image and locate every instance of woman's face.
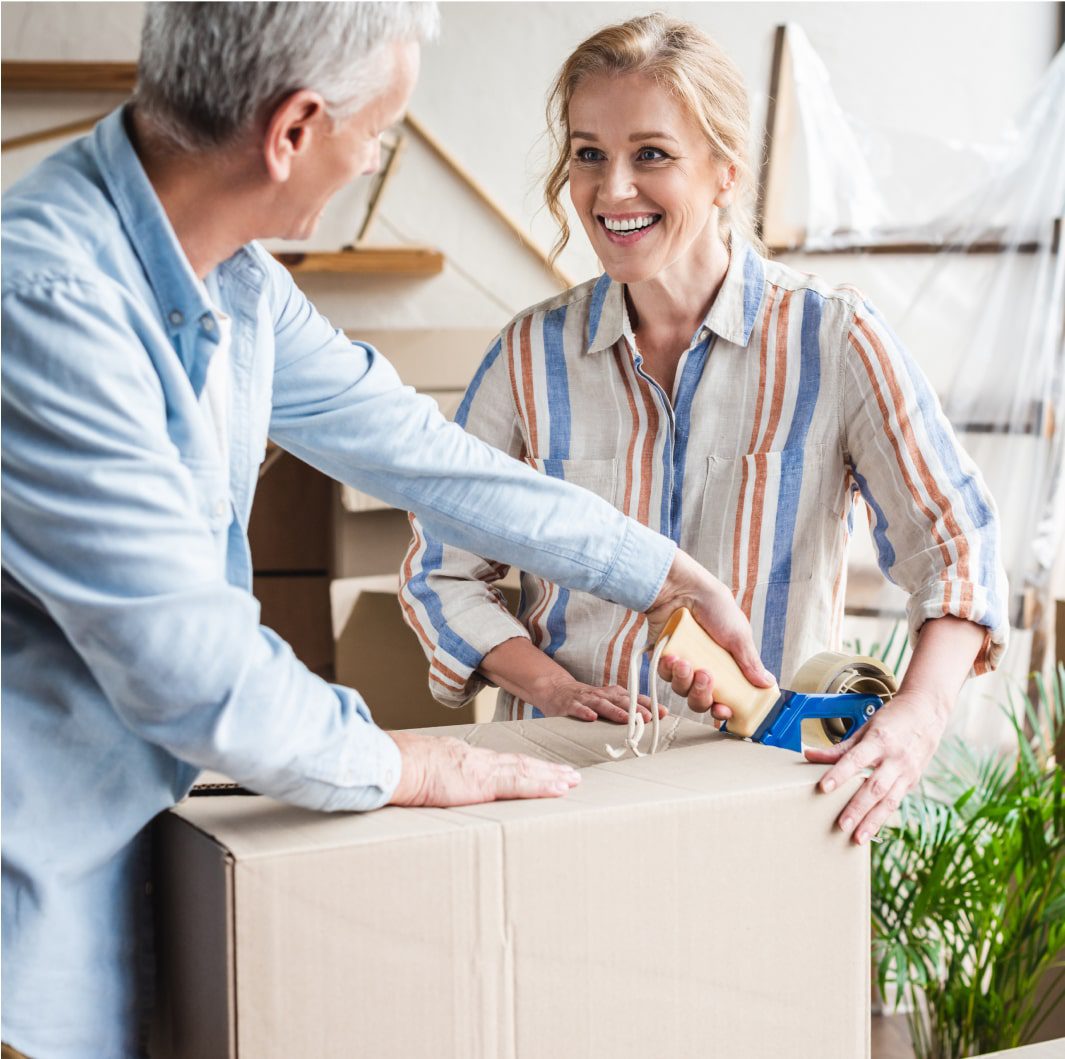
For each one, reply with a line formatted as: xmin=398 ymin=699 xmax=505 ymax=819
xmin=567 ymin=72 xmax=734 ymax=285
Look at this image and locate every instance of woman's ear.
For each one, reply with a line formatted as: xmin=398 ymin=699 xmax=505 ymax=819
xmin=713 ymin=162 xmax=738 ymax=208
xmin=262 ymin=89 xmax=328 ymax=183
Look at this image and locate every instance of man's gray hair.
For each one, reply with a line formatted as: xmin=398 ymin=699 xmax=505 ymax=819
xmin=134 ymin=2 xmax=439 ymax=151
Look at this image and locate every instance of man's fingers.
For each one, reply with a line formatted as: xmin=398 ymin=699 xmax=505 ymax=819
xmin=490 ymin=752 xmax=581 ymax=801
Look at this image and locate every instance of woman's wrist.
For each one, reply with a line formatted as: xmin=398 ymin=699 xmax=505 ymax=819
xmin=480 ymin=636 xmax=577 ymax=707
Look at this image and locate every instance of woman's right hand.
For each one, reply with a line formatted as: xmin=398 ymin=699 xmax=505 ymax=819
xmin=533 ymin=674 xmax=664 ymax=725
xmin=479 ymin=637 xmax=664 ymax=725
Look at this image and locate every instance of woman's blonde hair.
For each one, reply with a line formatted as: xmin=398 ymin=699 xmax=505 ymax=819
xmin=544 ymin=13 xmax=763 ymax=265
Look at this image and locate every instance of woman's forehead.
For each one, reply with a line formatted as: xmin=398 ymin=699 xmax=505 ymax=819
xmin=569 ymin=73 xmax=695 ymax=138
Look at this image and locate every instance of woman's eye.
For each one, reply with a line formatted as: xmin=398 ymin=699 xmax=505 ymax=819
xmin=574 ymin=147 xmax=605 ymax=163
xmin=636 ymin=147 xmax=668 ymax=162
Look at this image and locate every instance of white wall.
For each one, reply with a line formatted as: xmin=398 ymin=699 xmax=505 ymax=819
xmin=2 ymin=1 xmax=1058 ymax=331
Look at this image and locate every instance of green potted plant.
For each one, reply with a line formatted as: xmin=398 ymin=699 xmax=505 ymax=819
xmin=871 ymin=662 xmax=1065 ymax=1058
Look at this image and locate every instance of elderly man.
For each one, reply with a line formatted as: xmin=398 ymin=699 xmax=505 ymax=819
xmin=1 ymin=4 xmax=771 ymax=1056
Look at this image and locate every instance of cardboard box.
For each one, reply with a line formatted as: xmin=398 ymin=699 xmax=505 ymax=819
xmin=974 ymin=1040 xmax=1065 ymax=1058
xmin=331 ymin=575 xmax=517 ymax=729
xmin=249 ymin=449 xmax=333 ymax=573
xmin=152 ymin=716 xmax=870 ymax=1058
xmin=254 ymin=575 xmax=334 ymax=681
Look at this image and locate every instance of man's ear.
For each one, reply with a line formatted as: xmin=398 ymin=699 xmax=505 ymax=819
xmin=263 ymin=89 xmax=328 ymax=182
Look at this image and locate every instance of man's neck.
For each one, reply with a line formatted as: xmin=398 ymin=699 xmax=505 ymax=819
xmin=128 ymin=109 xmax=263 ymax=279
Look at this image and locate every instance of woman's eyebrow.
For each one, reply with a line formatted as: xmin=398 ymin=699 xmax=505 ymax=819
xmin=629 ymin=131 xmax=679 ymax=143
xmin=570 ymin=131 xmax=597 ymax=141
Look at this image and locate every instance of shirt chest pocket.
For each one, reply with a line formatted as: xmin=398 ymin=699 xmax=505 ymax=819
xmin=701 ymin=446 xmax=830 ymax=587
xmin=527 ymin=457 xmax=619 ymax=509
xmin=181 ymin=457 xmax=232 ymax=535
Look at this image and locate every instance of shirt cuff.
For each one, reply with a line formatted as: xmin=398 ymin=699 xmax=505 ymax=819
xmin=905 ymin=581 xmax=1009 ymax=676
xmin=302 ymin=687 xmax=405 ymax=811
xmin=427 ymin=607 xmax=532 ymax=708
xmin=598 ymin=518 xmax=677 ymax=613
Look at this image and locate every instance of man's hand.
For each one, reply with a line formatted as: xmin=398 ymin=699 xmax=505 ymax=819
xmin=388 ymin=730 xmax=581 ymax=807
xmin=646 ymin=549 xmax=774 ymax=713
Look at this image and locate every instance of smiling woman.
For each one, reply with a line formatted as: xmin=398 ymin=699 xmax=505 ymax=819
xmin=400 ymin=13 xmax=1009 ymax=848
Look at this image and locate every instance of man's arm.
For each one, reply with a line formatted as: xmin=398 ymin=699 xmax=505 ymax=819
xmin=1 ymin=277 xmax=577 ymax=811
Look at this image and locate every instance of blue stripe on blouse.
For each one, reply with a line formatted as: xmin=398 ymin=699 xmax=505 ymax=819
xmin=413 ymin=336 xmax=505 ymax=670
xmin=587 ymin=273 xmax=612 ymax=349
xmin=669 ymin=334 xmax=714 ymax=544
xmin=742 ymin=246 xmax=765 ymax=344
xmin=762 ymin=289 xmax=823 ymax=678
xmin=542 ymin=305 xmax=573 ymax=658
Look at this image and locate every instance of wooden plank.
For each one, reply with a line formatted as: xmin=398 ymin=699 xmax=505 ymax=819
xmin=275 ymin=247 xmax=444 ymax=276
xmin=770 ymin=239 xmax=1051 ymax=256
xmin=403 ymin=112 xmax=577 ymax=289
xmin=1 ymin=113 xmax=106 ymax=153
xmin=2 ymin=60 xmax=137 ymax=93
xmin=757 ymin=26 xmax=805 ymax=249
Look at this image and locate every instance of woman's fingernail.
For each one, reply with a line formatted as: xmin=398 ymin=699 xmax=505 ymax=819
xmin=822 ymin=778 xmax=836 ymax=793
xmin=857 ymin=831 xmax=870 ymax=845
xmin=840 ymin=816 xmax=854 ymax=834
xmin=694 ymin=673 xmax=709 ymax=689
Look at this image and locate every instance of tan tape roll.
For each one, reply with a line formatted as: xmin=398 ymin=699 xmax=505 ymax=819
xmin=789 ymin=651 xmax=898 ymax=747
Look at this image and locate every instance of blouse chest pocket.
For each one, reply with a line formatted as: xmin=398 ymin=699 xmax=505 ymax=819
xmin=701 ymin=446 xmax=831 ymax=587
xmin=527 ymin=457 xmax=619 ymax=509
xmin=181 ymin=457 xmax=232 ymax=534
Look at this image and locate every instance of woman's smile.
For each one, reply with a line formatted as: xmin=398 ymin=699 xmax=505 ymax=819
xmin=598 ymin=211 xmax=663 ymax=245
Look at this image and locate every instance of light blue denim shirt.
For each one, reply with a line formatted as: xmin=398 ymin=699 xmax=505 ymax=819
xmin=0 ymin=107 xmax=676 ymax=1058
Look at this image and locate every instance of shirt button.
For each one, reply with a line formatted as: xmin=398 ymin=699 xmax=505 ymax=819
xmin=202 ymin=315 xmax=215 ymax=332
xmin=213 ymin=499 xmax=226 ymax=517
xmin=169 ymin=309 xmax=184 ymax=326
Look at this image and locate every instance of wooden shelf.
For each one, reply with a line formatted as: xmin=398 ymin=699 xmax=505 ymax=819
xmin=2 ymin=60 xmax=137 ymax=93
xmin=2 ymin=61 xmax=445 ymax=279
xmin=276 ymin=248 xmax=443 ymax=276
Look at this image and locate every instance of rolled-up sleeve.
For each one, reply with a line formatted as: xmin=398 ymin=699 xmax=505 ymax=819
xmin=400 ymin=339 xmax=530 ymax=707
xmin=841 ymin=299 xmax=1009 ymax=673
xmin=2 ymin=276 xmax=402 ymax=812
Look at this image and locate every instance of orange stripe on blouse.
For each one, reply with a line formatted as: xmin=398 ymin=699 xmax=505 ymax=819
xmin=519 ymin=314 xmax=539 ymax=456
xmin=742 ymin=289 xmax=792 ymax=617
xmin=732 ymin=285 xmax=781 ymax=601
xmin=858 ymin=318 xmax=969 ymax=588
xmin=851 ymin=322 xmax=966 ymax=586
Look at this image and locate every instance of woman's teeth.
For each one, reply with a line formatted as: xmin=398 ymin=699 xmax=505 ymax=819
xmin=602 ymin=214 xmax=660 ymax=233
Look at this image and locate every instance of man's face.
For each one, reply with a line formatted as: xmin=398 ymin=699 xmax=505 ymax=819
xmin=281 ymin=39 xmax=420 ymax=241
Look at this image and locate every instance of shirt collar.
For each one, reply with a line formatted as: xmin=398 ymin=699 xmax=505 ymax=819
xmin=92 ymin=106 xmax=220 ymax=345
xmin=585 ymin=236 xmax=766 ymax=354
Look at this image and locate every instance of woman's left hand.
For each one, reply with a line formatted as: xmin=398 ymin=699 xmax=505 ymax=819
xmin=804 ymin=688 xmax=950 ymax=845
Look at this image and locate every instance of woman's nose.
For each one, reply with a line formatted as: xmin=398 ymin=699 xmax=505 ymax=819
xmin=599 ymin=162 xmax=637 ymax=203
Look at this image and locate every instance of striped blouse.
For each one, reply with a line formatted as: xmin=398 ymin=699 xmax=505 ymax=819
xmin=399 ymin=239 xmax=1009 ymax=722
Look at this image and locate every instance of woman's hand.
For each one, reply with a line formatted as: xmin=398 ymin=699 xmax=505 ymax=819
xmin=804 ymin=689 xmax=949 ymax=843
xmin=478 ymin=636 xmax=664 ymax=724
xmin=806 ymin=615 xmax=987 ymax=844
xmin=534 ymin=674 xmax=664 ymax=724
